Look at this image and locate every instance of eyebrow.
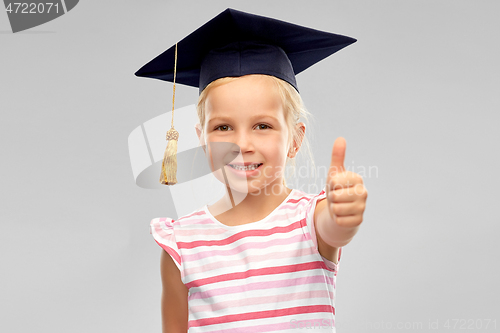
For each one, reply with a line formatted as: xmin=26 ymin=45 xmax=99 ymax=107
xmin=207 ymin=114 xmax=279 ymax=125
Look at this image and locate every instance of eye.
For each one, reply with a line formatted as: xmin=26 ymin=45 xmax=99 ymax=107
xmin=215 ymin=125 xmax=232 ymax=131
xmin=255 ymin=124 xmax=271 ymax=130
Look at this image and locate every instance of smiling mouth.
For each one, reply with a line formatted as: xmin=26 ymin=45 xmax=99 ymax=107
xmin=228 ymin=163 xmax=263 ymax=171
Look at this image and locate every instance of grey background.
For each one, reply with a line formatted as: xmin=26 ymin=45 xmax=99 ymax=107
xmin=1 ymin=0 xmax=499 ymax=332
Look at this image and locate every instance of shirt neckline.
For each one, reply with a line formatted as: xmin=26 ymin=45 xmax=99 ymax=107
xmin=203 ymin=188 xmax=297 ymax=229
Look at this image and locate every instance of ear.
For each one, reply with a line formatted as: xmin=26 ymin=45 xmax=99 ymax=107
xmin=288 ymin=122 xmax=306 ymax=158
xmin=195 ymin=123 xmax=206 ymax=153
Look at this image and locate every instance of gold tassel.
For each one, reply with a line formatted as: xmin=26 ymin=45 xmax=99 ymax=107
xmin=159 ymin=42 xmax=179 ymax=186
xmin=160 ymin=127 xmax=179 ymax=185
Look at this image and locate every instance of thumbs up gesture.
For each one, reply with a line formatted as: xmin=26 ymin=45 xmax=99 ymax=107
xmin=326 ymin=137 xmax=368 ymax=228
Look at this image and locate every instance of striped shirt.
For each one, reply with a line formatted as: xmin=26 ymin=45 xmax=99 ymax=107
xmin=150 ymin=188 xmax=342 ymax=332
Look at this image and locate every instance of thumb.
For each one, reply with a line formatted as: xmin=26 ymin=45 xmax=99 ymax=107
xmin=330 ymin=137 xmax=346 ymax=176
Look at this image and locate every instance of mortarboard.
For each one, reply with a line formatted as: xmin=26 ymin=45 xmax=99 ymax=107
xmin=135 ymin=8 xmax=356 ymax=185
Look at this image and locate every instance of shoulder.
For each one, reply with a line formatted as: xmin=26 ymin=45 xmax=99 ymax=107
xmin=289 ymin=188 xmax=327 ymax=213
xmin=285 ymin=187 xmax=327 ymax=229
xmin=151 ymin=206 xmax=209 ymax=229
xmin=287 ymin=188 xmax=321 ymax=204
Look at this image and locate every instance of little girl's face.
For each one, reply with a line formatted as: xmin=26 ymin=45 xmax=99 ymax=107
xmin=201 ymin=75 xmax=290 ymax=194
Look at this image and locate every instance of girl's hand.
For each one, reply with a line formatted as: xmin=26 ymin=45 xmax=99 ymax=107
xmin=326 ymin=137 xmax=368 ymax=228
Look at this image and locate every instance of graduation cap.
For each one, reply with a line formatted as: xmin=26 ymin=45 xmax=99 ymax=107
xmin=135 ymin=8 xmax=356 ymax=185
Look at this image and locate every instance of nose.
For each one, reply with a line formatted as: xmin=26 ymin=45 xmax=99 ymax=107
xmin=233 ymin=129 xmax=255 ymax=154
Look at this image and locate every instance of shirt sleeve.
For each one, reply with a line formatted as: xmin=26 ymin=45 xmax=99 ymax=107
xmin=150 ymin=217 xmax=183 ymax=276
xmin=304 ymin=187 xmax=342 ymax=273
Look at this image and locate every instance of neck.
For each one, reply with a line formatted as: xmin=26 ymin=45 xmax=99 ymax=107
xmin=210 ymin=179 xmax=292 ymax=219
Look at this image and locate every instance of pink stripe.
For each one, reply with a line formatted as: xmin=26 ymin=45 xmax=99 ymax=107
xmin=190 ymin=219 xmax=217 ymax=225
xmin=186 ymin=261 xmax=327 ymax=289
xmin=175 ymin=227 xmax=228 ymax=237
xmin=280 ymin=201 xmax=308 ymax=211
xmin=182 ymin=233 xmax=307 ymax=262
xmin=189 ymin=275 xmax=333 ymax=300
xmin=184 ymin=244 xmax=317 ymax=277
xmin=286 ymin=195 xmax=313 ymax=204
xmin=154 ymin=241 xmax=181 ymax=267
xmin=190 ymin=289 xmax=333 ymax=313
xmin=178 ymin=220 xmax=304 ymax=249
xmin=189 ymin=304 xmax=335 ymax=327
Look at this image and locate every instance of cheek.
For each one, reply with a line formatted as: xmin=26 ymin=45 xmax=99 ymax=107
xmin=260 ymin=135 xmax=288 ymax=160
xmin=204 ymin=131 xmax=222 ymax=143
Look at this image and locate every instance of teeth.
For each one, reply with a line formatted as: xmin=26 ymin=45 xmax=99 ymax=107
xmin=229 ymin=164 xmax=261 ymax=171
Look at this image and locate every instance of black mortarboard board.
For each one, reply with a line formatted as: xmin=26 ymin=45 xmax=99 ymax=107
xmin=135 ymin=8 xmax=356 ymax=93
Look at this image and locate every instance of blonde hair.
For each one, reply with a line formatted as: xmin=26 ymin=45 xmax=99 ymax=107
xmin=196 ymin=74 xmax=316 ymax=187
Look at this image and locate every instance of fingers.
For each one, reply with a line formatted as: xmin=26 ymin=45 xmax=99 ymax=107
xmin=326 ymin=137 xmax=367 ymax=228
xmin=330 ymin=137 xmax=346 ymax=176
xmin=327 ymin=171 xmax=364 ymax=191
xmin=331 ymin=212 xmax=364 ymax=228
xmin=327 ymin=183 xmax=367 ymax=203
xmin=327 ymin=200 xmax=365 ymax=220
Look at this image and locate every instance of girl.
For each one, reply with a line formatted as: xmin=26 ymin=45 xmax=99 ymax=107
xmin=138 ymin=8 xmax=368 ymax=333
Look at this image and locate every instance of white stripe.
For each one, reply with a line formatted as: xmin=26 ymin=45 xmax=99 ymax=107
xmin=60 ymin=0 xmax=68 ymax=13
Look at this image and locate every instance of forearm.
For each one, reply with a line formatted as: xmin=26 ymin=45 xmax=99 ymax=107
xmin=316 ymin=202 xmax=360 ymax=248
